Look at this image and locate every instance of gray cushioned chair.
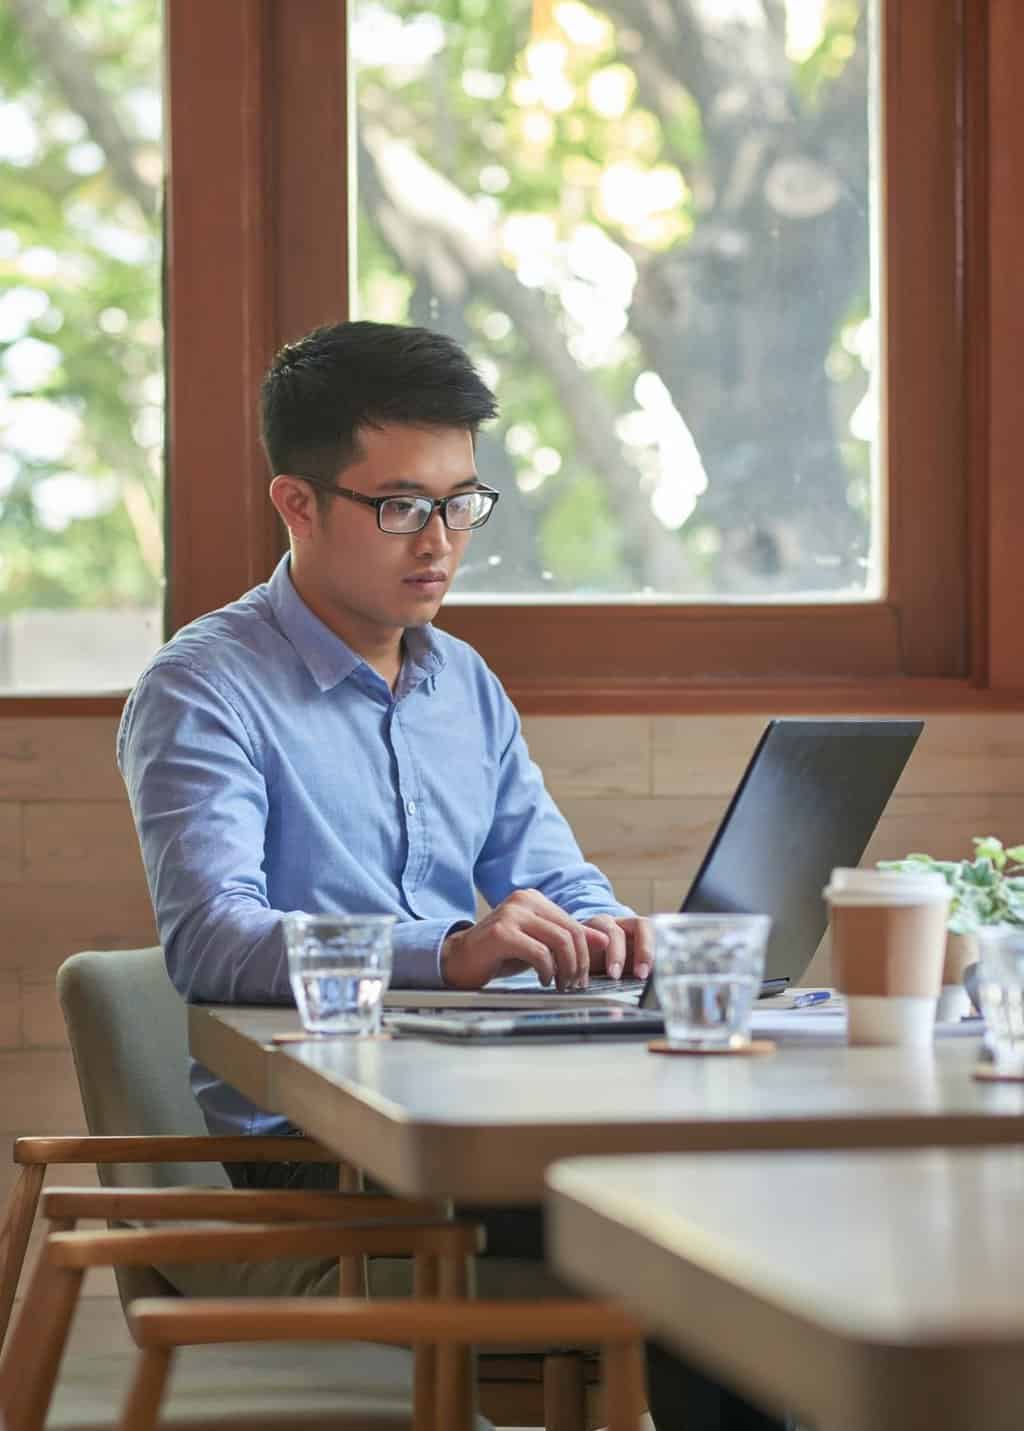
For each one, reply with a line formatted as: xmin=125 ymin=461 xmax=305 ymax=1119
xmin=7 ymin=947 xmax=602 ymax=1428
xmin=51 ymin=949 xmax=565 ymax=1303
xmin=58 ymin=947 xmax=225 ymax=1181
xmin=0 ymin=948 xmax=640 ymax=1429
xmin=59 ymin=946 xmax=227 ymax=1304
xmin=55 ymin=946 xmax=346 ymax=1304
xmin=0 ymin=947 xmax=498 ymax=1429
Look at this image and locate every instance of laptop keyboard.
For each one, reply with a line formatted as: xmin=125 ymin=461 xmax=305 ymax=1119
xmin=483 ymin=969 xmax=646 ymax=997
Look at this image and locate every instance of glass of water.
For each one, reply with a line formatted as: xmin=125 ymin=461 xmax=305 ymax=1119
xmin=283 ymin=913 xmax=395 ymax=1036
xmin=975 ymin=925 xmax=1024 ymax=1071
xmin=652 ymin=913 xmax=771 ymax=1049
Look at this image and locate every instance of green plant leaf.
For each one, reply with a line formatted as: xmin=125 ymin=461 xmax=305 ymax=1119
xmin=960 ymin=858 xmax=999 ymax=889
xmin=973 ymin=836 xmax=1007 ymax=869
xmin=878 ymin=841 xmax=1024 ymax=929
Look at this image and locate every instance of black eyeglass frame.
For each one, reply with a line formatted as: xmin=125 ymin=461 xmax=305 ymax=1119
xmin=294 ymin=476 xmax=501 ymax=533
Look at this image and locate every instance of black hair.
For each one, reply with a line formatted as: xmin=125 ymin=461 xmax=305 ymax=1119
xmin=260 ymin=321 xmax=498 ymax=503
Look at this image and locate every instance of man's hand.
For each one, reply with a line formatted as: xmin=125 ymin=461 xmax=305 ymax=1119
xmin=581 ymin=914 xmax=653 ymax=981
xmin=441 ymin=889 xmax=610 ymax=991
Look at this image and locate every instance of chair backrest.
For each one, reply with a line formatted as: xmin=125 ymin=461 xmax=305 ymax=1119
xmin=56 ymin=947 xmax=230 ymax=1305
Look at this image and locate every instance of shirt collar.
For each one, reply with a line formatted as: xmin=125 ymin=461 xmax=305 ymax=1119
xmin=267 ymin=555 xmax=446 ymax=694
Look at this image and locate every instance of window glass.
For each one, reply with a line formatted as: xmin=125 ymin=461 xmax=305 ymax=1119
xmin=354 ymin=0 xmax=879 ymax=601
xmin=0 ymin=0 xmax=163 ymax=692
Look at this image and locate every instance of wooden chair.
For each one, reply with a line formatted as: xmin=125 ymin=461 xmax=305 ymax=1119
xmin=2 ymin=946 xmax=632 ymax=1427
xmin=0 ymin=1185 xmax=484 ymax=1431
xmin=0 ymin=1188 xmax=647 ymax=1431
xmin=0 ymin=944 xmax=411 ymax=1356
xmin=123 ymin=1295 xmax=645 ymax=1431
xmin=14 ymin=944 xmax=623 ymax=1425
xmin=0 ymin=1132 xmax=356 ymax=1352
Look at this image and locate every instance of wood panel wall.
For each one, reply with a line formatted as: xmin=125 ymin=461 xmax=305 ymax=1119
xmin=3 ymin=709 xmax=1024 ymax=1304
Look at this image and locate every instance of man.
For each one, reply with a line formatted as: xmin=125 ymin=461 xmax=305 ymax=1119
xmin=118 ymin=320 xmax=784 ymax=1430
xmin=119 ymin=320 xmax=649 ymax=1132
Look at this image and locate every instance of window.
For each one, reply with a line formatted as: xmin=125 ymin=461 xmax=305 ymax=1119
xmin=349 ymin=0 xmax=970 ymax=697
xmin=0 ymin=0 xmax=164 ymax=694
xmin=355 ymin=0 xmax=882 ymax=606
xmin=136 ymin=1 xmax=1007 ymax=713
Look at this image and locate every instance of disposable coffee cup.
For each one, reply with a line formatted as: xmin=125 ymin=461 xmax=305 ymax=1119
xmin=823 ymin=868 xmax=952 ymax=1046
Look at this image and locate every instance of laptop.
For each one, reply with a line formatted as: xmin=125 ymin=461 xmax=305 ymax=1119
xmin=386 ymin=718 xmax=923 ymax=1041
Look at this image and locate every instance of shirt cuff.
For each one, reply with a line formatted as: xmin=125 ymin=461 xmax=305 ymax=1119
xmin=391 ymin=918 xmax=473 ymax=989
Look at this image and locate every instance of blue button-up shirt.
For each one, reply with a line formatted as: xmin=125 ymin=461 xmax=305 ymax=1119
xmin=117 ymin=556 xmax=630 ymax=1133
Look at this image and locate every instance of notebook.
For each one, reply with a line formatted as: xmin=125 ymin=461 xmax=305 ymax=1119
xmin=384 ymin=717 xmax=923 ymax=1037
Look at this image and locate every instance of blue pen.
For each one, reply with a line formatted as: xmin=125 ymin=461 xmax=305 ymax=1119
xmin=792 ymin=990 xmax=831 ymax=1008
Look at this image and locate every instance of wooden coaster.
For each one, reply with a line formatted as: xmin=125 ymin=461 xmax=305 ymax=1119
xmin=648 ymin=1038 xmax=776 ymax=1057
xmin=972 ymin=1063 xmax=1024 ymax=1083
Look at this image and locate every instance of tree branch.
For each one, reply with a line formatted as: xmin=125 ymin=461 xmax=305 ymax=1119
xmin=602 ymin=0 xmax=717 ymax=119
xmin=6 ymin=0 xmax=158 ymax=221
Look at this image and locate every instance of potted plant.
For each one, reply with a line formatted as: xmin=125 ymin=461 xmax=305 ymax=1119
xmin=878 ymin=837 xmax=1024 ymax=1014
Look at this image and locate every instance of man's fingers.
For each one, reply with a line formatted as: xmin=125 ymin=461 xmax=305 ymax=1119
xmin=628 ymin=917 xmax=654 ymax=979
xmin=494 ymin=930 xmax=557 ymax=987
xmin=513 ymin=890 xmax=605 ymax=988
xmin=594 ymin=918 xmax=627 ymax=979
xmin=492 ymin=909 xmax=576 ymax=990
xmin=520 ymin=913 xmax=587 ymax=990
xmin=569 ymin=919 xmax=592 ymax=989
xmin=580 ymin=915 xmax=653 ymax=980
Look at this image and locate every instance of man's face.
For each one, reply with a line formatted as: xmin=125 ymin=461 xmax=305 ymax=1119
xmin=281 ymin=423 xmax=479 ymax=651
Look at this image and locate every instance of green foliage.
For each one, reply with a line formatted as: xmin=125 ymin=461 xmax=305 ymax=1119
xmin=878 ymin=838 xmax=1024 ymax=934
xmin=3 ymin=0 xmax=870 ymax=617
xmin=0 ymin=0 xmax=163 ymax=615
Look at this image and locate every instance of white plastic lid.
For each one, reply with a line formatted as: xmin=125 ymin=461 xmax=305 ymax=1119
xmin=823 ymin=867 xmax=952 ymax=906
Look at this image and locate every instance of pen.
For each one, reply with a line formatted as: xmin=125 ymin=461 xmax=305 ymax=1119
xmin=792 ymin=990 xmax=831 ymax=1008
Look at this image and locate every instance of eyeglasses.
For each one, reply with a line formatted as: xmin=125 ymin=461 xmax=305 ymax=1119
xmin=296 ymin=478 xmax=500 ymax=534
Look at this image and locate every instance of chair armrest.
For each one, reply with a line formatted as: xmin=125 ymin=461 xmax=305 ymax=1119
xmin=128 ymin=1296 xmax=642 ymax=1348
xmin=46 ymin=1220 xmax=483 ymax=1269
xmin=14 ymin=1135 xmax=334 ymax=1166
xmin=41 ymin=1186 xmax=448 ymax=1224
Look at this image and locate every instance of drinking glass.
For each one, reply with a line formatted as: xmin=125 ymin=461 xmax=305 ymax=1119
xmin=652 ymin=913 xmax=771 ymax=1049
xmin=975 ymin=925 xmax=1024 ymax=1070
xmin=283 ymin=913 xmax=395 ymax=1035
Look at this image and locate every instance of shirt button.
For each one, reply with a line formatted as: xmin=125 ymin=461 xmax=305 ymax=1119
xmin=406 ymin=799 xmax=417 ymax=815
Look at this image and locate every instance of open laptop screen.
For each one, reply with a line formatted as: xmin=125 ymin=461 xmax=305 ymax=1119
xmin=654 ymin=718 xmax=923 ymax=990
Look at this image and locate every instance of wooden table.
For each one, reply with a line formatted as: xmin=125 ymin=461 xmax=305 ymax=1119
xmin=547 ymin=1146 xmax=1024 ymax=1431
xmin=189 ymin=1006 xmax=1024 ymax=1203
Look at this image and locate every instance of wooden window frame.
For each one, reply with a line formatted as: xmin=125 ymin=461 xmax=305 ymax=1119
xmin=7 ymin=0 xmax=1024 ymax=716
